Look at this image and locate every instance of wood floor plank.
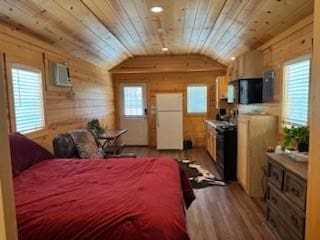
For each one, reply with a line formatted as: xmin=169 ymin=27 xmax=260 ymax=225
xmin=122 ymin=147 xmax=276 ymax=240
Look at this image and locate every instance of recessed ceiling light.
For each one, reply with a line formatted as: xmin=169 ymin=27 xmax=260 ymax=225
xmin=162 ymin=47 xmax=169 ymax=52
xmin=230 ymin=56 xmax=236 ymax=61
xmin=150 ymin=6 xmax=163 ymax=13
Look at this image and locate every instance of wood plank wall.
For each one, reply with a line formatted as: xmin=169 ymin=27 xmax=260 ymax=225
xmin=0 ymin=51 xmax=18 ymax=240
xmin=306 ymin=1 xmax=320 ymax=239
xmin=0 ymin=23 xmax=115 ymax=152
xmin=237 ymin=14 xmax=313 ymax=131
xmin=114 ymin=70 xmax=225 ymax=147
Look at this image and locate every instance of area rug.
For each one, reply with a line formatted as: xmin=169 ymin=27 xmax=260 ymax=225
xmin=177 ymin=159 xmax=227 ymax=189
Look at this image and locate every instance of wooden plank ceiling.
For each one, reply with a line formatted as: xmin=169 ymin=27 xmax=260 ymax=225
xmin=0 ymin=0 xmax=314 ymax=69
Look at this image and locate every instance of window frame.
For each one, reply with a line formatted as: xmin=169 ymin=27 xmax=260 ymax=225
xmin=122 ymin=86 xmax=144 ymax=117
xmin=186 ymin=84 xmax=208 ymax=115
xmin=119 ymin=83 xmax=147 ymax=118
xmin=9 ymin=64 xmax=46 ymax=134
xmin=282 ymin=55 xmax=311 ymax=127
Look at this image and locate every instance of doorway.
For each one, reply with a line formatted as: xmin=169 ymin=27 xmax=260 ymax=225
xmin=119 ymin=83 xmax=148 ymax=145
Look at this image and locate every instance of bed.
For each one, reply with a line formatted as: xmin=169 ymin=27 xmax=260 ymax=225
xmin=11 ymin=133 xmax=195 ymax=240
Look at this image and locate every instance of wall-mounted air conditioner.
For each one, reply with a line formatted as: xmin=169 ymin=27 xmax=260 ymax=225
xmin=49 ymin=61 xmax=71 ymax=87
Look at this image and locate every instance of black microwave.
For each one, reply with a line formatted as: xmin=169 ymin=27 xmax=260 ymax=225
xmin=238 ymin=78 xmax=263 ymax=104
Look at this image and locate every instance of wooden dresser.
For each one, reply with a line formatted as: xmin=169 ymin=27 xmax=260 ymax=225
xmin=266 ymin=153 xmax=308 ymax=240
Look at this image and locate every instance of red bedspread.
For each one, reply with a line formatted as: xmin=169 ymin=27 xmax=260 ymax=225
xmin=14 ymin=157 xmax=195 ymax=240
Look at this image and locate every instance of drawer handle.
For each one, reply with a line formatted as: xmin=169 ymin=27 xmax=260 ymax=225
xmin=271 ymin=196 xmax=277 ymax=204
xmin=290 ymin=215 xmax=298 ymax=226
xmin=291 ymin=187 xmax=300 ymax=197
xmin=270 ymin=218 xmax=277 ymax=228
xmin=272 ymin=171 xmax=279 ymax=180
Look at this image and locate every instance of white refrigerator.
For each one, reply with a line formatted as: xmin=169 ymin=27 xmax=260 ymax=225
xmin=156 ymin=93 xmax=183 ymax=150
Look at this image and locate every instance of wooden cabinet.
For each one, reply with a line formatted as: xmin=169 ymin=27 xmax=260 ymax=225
xmin=228 ymin=60 xmax=238 ymax=81
xmin=237 ymin=114 xmax=278 ymax=197
xmin=212 ymin=131 xmax=216 ymax=161
xmin=238 ymin=50 xmax=263 ymax=78
xmin=206 ymin=126 xmax=212 ymax=155
xmin=266 ymin=153 xmax=308 ymax=240
xmin=215 ymin=76 xmax=228 ymax=109
xmin=206 ymin=123 xmax=216 ymax=161
xmin=237 ymin=118 xmax=249 ymax=192
xmin=228 ymin=50 xmax=263 ymax=81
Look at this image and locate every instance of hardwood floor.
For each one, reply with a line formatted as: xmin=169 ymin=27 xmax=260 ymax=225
xmin=122 ymin=147 xmax=276 ymax=240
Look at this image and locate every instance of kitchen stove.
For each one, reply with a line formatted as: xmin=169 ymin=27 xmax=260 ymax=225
xmin=215 ymin=123 xmax=237 ymax=181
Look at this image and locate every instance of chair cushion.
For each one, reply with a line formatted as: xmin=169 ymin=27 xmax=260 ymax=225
xmin=9 ymin=133 xmax=54 ymax=177
xmin=69 ymin=129 xmax=104 ymax=159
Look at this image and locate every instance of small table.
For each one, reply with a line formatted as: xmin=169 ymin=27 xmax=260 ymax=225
xmin=98 ymin=129 xmax=128 ymax=155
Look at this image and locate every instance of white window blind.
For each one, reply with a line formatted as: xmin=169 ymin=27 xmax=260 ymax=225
xmin=11 ymin=66 xmax=45 ymax=133
xmin=283 ymin=57 xmax=310 ymax=126
xmin=123 ymin=86 xmax=143 ymax=116
xmin=187 ymin=85 xmax=207 ymax=113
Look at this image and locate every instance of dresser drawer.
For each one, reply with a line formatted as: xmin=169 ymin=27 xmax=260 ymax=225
xmin=284 ymin=171 xmax=307 ymax=211
xmin=267 ymin=184 xmax=305 ymax=238
xmin=267 ymin=207 xmax=300 ymax=240
xmin=268 ymin=160 xmax=284 ymax=190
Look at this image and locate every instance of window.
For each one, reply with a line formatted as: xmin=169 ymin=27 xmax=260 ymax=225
xmin=187 ymin=85 xmax=207 ymax=113
xmin=283 ymin=56 xmax=311 ymax=126
xmin=123 ymin=86 xmax=144 ymax=116
xmin=11 ymin=65 xmax=45 ymax=133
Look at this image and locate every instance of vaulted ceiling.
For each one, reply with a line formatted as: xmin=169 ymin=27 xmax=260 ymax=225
xmin=0 ymin=0 xmax=314 ymax=69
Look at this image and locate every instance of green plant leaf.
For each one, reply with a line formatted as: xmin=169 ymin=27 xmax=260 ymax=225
xmin=280 ymin=125 xmax=309 ymax=150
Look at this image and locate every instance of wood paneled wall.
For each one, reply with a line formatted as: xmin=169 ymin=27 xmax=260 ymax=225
xmin=0 ymin=51 xmax=18 ymax=240
xmin=306 ymin=1 xmax=320 ymax=239
xmin=0 ymin=22 xmax=115 ymax=152
xmin=114 ymin=70 xmax=225 ymax=147
xmin=238 ymin=14 xmax=313 ymax=130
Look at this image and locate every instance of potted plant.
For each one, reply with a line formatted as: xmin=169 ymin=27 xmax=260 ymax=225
xmin=281 ymin=126 xmax=309 ymax=152
xmin=87 ymin=119 xmax=106 ymax=135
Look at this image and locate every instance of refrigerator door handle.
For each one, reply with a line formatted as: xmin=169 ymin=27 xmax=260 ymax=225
xmin=156 ymin=112 xmax=159 ymax=128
